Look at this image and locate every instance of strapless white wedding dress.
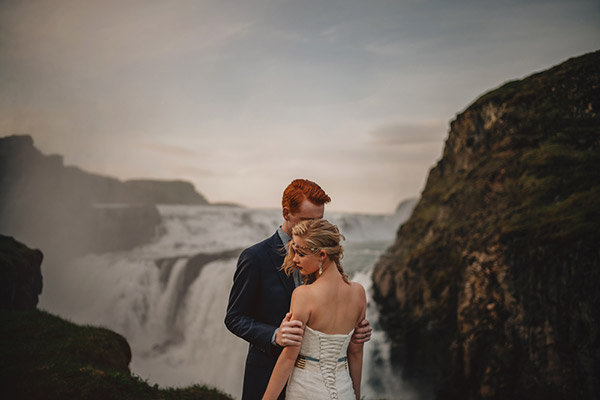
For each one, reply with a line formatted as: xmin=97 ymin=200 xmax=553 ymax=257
xmin=285 ymin=326 xmax=356 ymax=400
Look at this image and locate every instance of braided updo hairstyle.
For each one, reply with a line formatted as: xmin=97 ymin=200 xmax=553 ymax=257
xmin=282 ymin=219 xmax=349 ymax=284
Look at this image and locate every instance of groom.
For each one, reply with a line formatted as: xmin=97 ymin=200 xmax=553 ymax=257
xmin=225 ymin=179 xmax=372 ymax=400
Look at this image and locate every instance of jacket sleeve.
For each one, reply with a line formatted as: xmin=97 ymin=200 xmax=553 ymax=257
xmin=224 ymin=247 xmax=278 ymax=355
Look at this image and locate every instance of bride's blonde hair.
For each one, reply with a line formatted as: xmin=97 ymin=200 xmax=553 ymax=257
xmin=282 ymin=219 xmax=349 ymax=284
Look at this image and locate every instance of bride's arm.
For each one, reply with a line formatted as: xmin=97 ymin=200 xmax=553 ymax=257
xmin=261 ymin=340 xmax=301 ymax=400
xmin=347 ymin=283 xmax=366 ymax=400
xmin=262 ymin=286 xmax=311 ymax=400
xmin=348 ymin=341 xmax=363 ymax=400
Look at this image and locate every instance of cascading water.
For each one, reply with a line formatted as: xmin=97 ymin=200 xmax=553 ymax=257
xmin=39 ymin=203 xmax=418 ymax=399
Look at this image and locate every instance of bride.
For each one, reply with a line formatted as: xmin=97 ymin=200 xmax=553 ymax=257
xmin=262 ymin=219 xmax=366 ymax=400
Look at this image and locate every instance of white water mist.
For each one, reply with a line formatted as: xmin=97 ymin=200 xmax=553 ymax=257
xmin=39 ymin=203 xmax=418 ymax=399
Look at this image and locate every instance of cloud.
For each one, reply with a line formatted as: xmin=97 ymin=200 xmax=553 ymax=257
xmin=171 ymin=164 xmax=214 ymax=178
xmin=1 ymin=0 xmax=598 ymax=213
xmin=139 ymin=142 xmax=204 ymax=159
xmin=0 ymin=1 xmax=259 ymax=75
xmin=370 ymin=121 xmax=447 ymax=146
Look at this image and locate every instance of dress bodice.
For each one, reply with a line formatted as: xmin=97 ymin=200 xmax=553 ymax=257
xmin=299 ymin=325 xmax=354 ymax=361
xmin=291 ymin=326 xmax=354 ymax=400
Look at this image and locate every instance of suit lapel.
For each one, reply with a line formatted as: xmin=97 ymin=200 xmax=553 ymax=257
xmin=267 ymin=232 xmax=295 ymax=298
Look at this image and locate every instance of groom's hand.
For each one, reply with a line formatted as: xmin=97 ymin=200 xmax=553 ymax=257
xmin=275 ymin=312 xmax=304 ymax=347
xmin=351 ymin=319 xmax=372 ymax=344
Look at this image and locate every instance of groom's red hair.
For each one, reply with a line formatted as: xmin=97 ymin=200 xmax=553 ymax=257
xmin=282 ymin=179 xmax=331 ymax=213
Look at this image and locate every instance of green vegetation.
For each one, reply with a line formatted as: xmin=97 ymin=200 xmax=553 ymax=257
xmin=0 ymin=309 xmax=233 ymax=400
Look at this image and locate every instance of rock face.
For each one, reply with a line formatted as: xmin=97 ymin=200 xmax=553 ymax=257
xmin=0 ymin=135 xmax=208 ymax=206
xmin=0 ymin=135 xmax=208 ymax=255
xmin=0 ymin=235 xmax=43 ymax=309
xmin=372 ymin=51 xmax=600 ymax=399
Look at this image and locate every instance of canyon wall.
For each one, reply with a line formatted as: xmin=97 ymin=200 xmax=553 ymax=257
xmin=372 ymin=51 xmax=600 ymax=399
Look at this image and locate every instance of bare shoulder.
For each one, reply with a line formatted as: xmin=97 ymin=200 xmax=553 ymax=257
xmin=348 ymin=282 xmax=366 ymax=325
xmin=291 ymin=284 xmax=315 ymax=308
xmin=290 ymin=284 xmax=313 ymax=323
xmin=349 ymin=281 xmax=366 ymax=299
xmin=292 ymin=284 xmax=312 ymax=299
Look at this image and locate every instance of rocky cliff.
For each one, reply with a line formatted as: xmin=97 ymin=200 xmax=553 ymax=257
xmin=0 ymin=235 xmax=43 ymax=309
xmin=372 ymin=50 xmax=600 ymax=399
xmin=0 ymin=135 xmax=208 ymax=206
xmin=0 ymin=135 xmax=208 ymax=255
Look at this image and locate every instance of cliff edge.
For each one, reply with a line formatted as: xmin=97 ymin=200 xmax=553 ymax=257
xmin=0 ymin=308 xmax=232 ymax=400
xmin=0 ymin=235 xmax=43 ymax=309
xmin=372 ymin=50 xmax=600 ymax=399
xmin=0 ymin=135 xmax=209 ymax=255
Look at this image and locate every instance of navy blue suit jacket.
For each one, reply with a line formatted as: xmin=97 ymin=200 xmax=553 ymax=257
xmin=225 ymin=232 xmax=295 ymax=400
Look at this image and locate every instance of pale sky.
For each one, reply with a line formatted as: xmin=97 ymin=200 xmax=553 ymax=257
xmin=1 ymin=0 xmax=598 ymax=213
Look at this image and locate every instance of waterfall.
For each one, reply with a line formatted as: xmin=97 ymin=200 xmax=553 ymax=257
xmin=39 ymin=204 xmax=418 ymax=399
xmin=353 ymin=269 xmax=419 ymax=400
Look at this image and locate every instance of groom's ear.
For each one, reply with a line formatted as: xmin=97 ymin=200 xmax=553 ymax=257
xmin=282 ymin=207 xmax=291 ymax=220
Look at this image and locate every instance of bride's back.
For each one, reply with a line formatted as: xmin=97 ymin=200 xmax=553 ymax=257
xmin=304 ymin=278 xmax=365 ymax=335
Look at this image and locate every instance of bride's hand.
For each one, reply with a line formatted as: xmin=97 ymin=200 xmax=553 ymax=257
xmin=275 ymin=312 xmax=304 ymax=347
xmin=351 ymin=319 xmax=372 ymax=344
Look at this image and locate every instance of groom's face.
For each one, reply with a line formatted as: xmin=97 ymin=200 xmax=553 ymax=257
xmin=285 ymin=199 xmax=324 ymax=230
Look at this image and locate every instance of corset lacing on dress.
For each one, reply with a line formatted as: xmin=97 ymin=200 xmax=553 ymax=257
xmin=299 ymin=326 xmax=353 ymax=400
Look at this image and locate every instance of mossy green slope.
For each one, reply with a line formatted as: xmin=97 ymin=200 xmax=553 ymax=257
xmin=372 ymin=50 xmax=599 ymax=399
xmin=0 ymin=309 xmax=232 ymax=400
